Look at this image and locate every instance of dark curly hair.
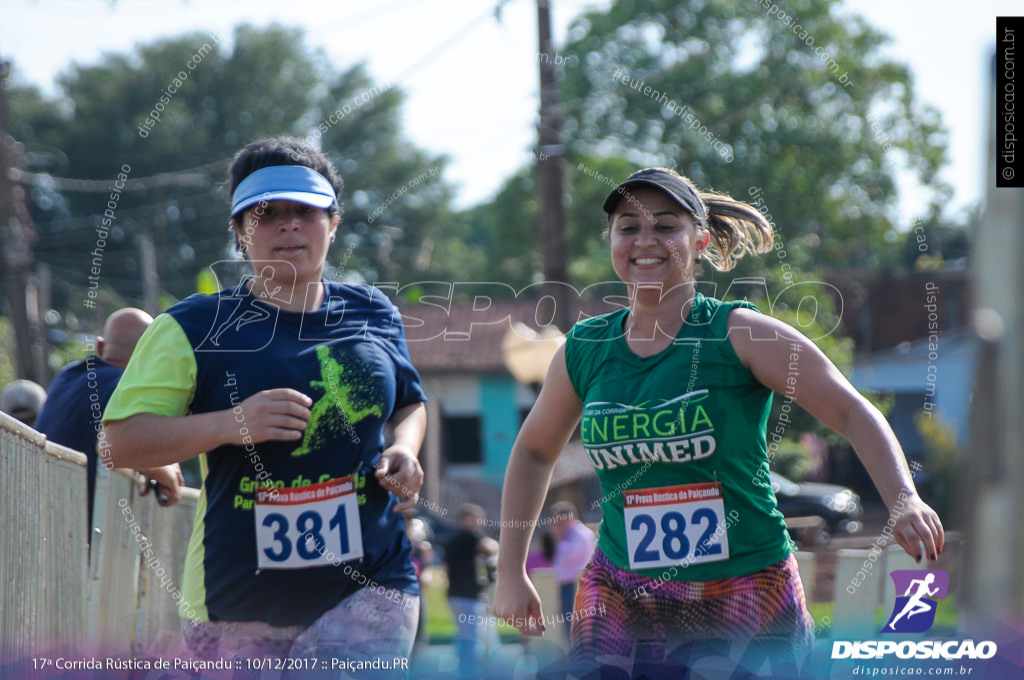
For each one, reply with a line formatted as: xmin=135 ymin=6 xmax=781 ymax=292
xmin=228 ymin=136 xmax=343 ymax=225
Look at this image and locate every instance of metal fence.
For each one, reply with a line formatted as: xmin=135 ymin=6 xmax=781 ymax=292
xmin=2 ymin=407 xmax=962 ymax=662
xmin=0 ymin=411 xmax=197 ymax=662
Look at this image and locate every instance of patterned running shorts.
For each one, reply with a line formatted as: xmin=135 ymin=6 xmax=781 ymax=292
xmin=570 ymin=548 xmax=814 ymax=676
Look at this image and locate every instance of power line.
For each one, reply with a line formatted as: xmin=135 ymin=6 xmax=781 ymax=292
xmin=7 ymin=1 xmax=517 ymax=199
xmin=304 ymin=0 xmax=437 ymax=36
xmin=8 ymin=157 xmax=229 ymax=193
xmin=29 ymin=187 xmax=227 ymax=232
xmin=392 ymin=0 xmax=516 ymax=83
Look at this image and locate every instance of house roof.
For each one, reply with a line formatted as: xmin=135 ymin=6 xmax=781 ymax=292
xmin=401 ymin=298 xmax=616 ymax=373
xmin=853 ymin=326 xmax=977 ymax=366
xmin=402 ymin=300 xmax=531 ymax=372
xmin=826 ymin=269 xmax=971 ymax=353
xmin=401 ymin=269 xmax=973 ymax=371
xmin=550 ymin=437 xmax=595 ymax=487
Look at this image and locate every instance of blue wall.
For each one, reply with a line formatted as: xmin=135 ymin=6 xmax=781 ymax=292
xmin=851 ymin=334 xmax=975 ymax=447
xmin=479 ymin=377 xmax=520 ymax=484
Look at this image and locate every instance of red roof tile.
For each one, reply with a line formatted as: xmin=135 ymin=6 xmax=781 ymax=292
xmin=400 ymin=298 xmax=618 ymax=372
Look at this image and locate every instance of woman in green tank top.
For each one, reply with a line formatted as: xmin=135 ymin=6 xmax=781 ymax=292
xmin=493 ymin=167 xmax=944 ymax=675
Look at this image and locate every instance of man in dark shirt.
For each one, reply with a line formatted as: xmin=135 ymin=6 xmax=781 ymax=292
xmin=35 ymin=308 xmax=182 ymax=531
xmin=444 ymin=502 xmax=499 ymax=678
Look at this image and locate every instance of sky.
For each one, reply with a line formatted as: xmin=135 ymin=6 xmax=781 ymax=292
xmin=0 ymin=0 xmax=1012 ymax=228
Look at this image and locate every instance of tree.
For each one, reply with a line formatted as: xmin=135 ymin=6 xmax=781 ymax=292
xmin=0 ymin=318 xmax=17 ymax=387
xmin=445 ymin=154 xmax=640 ymax=291
xmin=6 ymin=24 xmax=456 ymax=320
xmin=457 ymin=0 xmax=953 ymax=292
xmin=561 ymin=0 xmax=950 ymax=270
xmin=893 ymin=204 xmax=974 ymax=272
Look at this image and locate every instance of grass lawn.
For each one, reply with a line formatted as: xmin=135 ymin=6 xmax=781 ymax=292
xmin=423 ymin=572 xmax=958 ymax=644
xmin=422 ymin=577 xmax=520 ymax=644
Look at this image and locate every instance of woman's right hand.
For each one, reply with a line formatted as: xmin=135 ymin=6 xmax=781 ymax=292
xmin=493 ymin=571 xmax=547 ymax=637
xmin=223 ymin=388 xmax=312 ymax=445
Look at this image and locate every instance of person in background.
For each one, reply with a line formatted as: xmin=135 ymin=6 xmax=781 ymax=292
xmin=35 ymin=308 xmax=183 ymax=524
xmin=443 ymin=502 xmax=499 ymax=678
xmin=549 ymin=500 xmax=596 ymax=636
xmin=0 ymin=379 xmax=47 ymax=427
xmin=405 ymin=512 xmax=435 ymax=649
xmin=525 ymin=530 xmax=555 ymax=575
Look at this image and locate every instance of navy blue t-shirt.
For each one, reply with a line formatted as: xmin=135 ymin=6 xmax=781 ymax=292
xmin=108 ymin=281 xmax=427 ymax=626
xmin=35 ymin=355 xmax=123 ymax=524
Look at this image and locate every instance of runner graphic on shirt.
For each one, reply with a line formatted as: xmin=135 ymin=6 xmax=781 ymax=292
xmin=292 ymin=344 xmax=383 ymax=457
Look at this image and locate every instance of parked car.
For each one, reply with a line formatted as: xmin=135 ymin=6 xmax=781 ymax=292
xmin=770 ymin=471 xmax=863 ymax=545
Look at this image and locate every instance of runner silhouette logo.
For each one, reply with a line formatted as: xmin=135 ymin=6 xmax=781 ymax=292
xmin=882 ymin=570 xmax=949 ymax=634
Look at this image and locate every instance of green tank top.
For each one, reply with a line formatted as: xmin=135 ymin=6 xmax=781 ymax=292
xmin=564 ymin=293 xmax=792 ymax=582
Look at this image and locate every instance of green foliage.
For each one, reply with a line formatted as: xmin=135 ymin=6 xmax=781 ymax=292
xmin=449 ymin=154 xmax=642 ymax=291
xmin=560 ymin=0 xmax=950 ymax=269
xmin=732 ymin=277 xmax=889 ymax=468
xmin=892 ymin=203 xmax=974 ymax=272
xmin=914 ymin=411 xmax=958 ymax=525
xmin=439 ymin=167 xmax=542 ymax=291
xmin=768 ymin=437 xmax=813 ymax=481
xmin=457 ymin=0 xmax=954 ymax=291
xmin=46 ymin=333 xmax=92 ymax=376
xmin=0 ymin=318 xmax=16 ymax=387
xmin=8 ymin=24 xmax=457 ymax=314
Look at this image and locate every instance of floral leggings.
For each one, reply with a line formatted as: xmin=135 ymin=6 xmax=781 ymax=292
xmin=182 ymin=586 xmax=418 ymax=678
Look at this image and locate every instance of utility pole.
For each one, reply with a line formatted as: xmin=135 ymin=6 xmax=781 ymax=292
xmin=139 ymin=234 xmax=160 ymax=316
xmin=0 ymin=60 xmax=39 ymax=382
xmin=536 ymin=0 xmax=570 ymax=331
xmin=35 ymin=263 xmax=51 ymax=384
xmin=960 ymin=47 xmax=1024 ymax=643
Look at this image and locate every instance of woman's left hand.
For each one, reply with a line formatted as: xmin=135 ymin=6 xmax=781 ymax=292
xmin=137 ymin=463 xmax=186 ymax=506
xmin=375 ymin=446 xmax=424 ymax=512
xmin=892 ymin=494 xmax=945 ymax=563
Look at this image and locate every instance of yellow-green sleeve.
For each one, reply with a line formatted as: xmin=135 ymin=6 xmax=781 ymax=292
xmin=103 ymin=313 xmax=197 ymax=423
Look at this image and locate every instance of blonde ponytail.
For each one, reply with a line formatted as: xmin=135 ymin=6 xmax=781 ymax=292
xmin=698 ymin=191 xmax=774 ymax=271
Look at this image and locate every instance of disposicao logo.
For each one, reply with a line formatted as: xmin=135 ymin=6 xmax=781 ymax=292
xmin=831 ymin=569 xmax=998 ymax=661
xmin=882 ymin=569 xmax=948 ymax=634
